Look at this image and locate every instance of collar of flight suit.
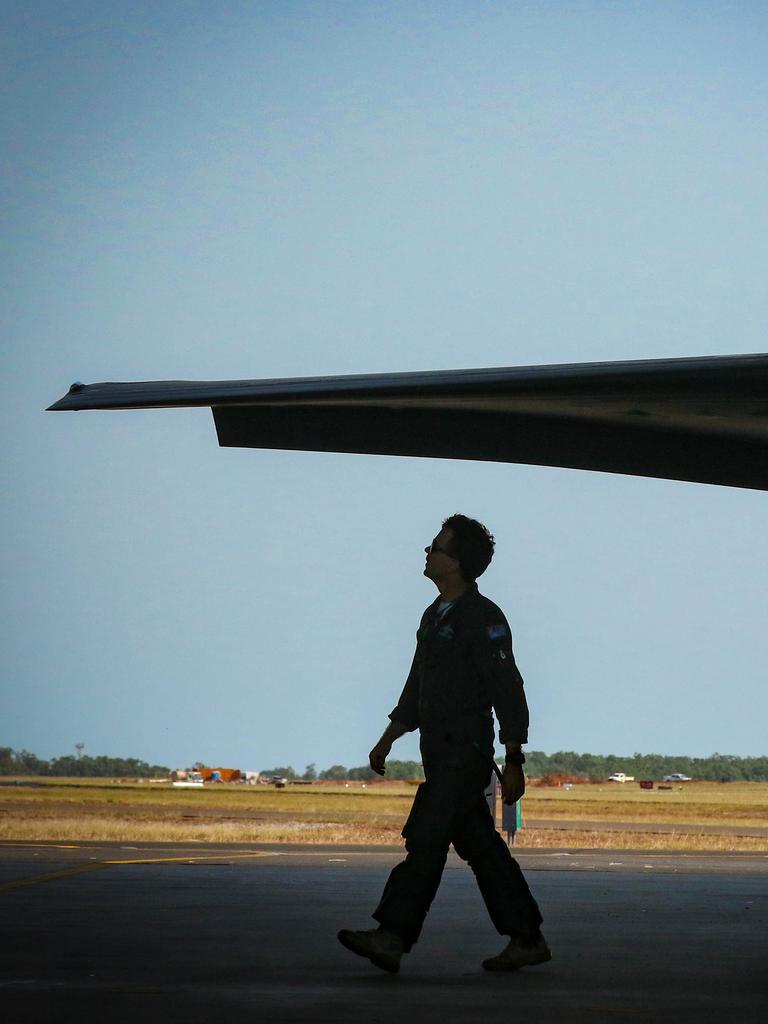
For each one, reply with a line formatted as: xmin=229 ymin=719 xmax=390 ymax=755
xmin=428 ymin=581 xmax=479 ymax=623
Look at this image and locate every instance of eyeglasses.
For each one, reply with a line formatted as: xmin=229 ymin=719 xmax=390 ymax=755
xmin=426 ymin=540 xmax=453 ymax=557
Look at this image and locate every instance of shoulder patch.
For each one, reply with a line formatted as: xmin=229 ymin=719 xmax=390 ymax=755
xmin=487 ymin=624 xmax=508 ymax=640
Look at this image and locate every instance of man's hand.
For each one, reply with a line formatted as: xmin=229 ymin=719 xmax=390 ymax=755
xmin=369 ymin=720 xmax=408 ymax=775
xmin=501 ymin=763 xmax=525 ymax=805
xmin=369 ymin=739 xmax=392 ymax=776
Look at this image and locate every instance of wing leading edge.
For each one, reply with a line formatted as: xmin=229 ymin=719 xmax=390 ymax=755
xmin=47 ymin=353 xmax=768 ymax=491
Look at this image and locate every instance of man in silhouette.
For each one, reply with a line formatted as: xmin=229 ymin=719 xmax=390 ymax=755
xmin=338 ymin=514 xmax=549 ymax=973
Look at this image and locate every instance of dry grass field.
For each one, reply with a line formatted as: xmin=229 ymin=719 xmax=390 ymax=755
xmin=524 ymin=779 xmax=768 ymax=826
xmin=1 ymin=778 xmax=766 ymax=851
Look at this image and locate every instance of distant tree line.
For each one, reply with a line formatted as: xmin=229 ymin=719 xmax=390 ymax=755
xmin=523 ymin=751 xmax=768 ymax=783
xmin=5 ymin=746 xmax=767 ymax=782
xmin=260 ymin=760 xmax=426 ymax=782
xmin=0 ymin=747 xmax=170 ymax=778
xmin=264 ymin=752 xmax=768 ymax=783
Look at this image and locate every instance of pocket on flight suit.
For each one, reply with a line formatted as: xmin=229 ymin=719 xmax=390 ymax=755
xmin=401 ymin=771 xmax=473 ymax=848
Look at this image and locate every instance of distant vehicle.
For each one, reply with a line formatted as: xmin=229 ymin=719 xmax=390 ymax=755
xmin=172 ymin=769 xmax=204 ymax=789
xmin=607 ymin=772 xmax=635 ymax=783
xmin=272 ymin=776 xmax=288 ymax=788
xmin=662 ymin=773 xmax=692 ymax=782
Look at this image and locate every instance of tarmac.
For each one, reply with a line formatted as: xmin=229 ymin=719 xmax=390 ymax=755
xmin=1 ymin=840 xmax=766 ymax=1023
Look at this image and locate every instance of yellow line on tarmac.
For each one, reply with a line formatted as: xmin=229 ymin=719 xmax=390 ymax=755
xmin=102 ymin=852 xmax=279 ymax=865
xmin=0 ymin=843 xmax=81 ymax=849
xmin=0 ymin=850 xmax=279 ymax=892
xmin=0 ymin=862 xmax=110 ymax=892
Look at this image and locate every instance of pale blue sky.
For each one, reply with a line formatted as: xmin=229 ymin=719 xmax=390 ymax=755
xmin=3 ymin=1 xmax=767 ymax=772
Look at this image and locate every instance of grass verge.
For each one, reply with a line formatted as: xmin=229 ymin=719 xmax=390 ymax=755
xmin=1 ymin=815 xmax=766 ymax=851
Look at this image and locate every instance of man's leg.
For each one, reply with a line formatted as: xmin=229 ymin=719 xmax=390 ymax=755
xmin=371 ymin=780 xmax=451 ymax=950
xmin=451 ymin=794 xmax=544 ymax=942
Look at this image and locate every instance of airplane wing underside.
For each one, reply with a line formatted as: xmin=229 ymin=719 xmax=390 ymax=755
xmin=48 ymin=353 xmax=768 ymax=490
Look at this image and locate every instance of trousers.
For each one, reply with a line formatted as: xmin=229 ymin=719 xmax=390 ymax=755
xmin=372 ymin=763 xmax=543 ymax=950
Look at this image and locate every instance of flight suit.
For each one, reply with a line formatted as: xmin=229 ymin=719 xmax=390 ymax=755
xmin=372 ymin=583 xmax=543 ymax=950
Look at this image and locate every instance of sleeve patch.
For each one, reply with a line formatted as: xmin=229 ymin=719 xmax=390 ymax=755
xmin=487 ymin=624 xmax=508 ymax=640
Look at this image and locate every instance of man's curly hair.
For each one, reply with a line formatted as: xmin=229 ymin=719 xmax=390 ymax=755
xmin=442 ymin=513 xmax=495 ymax=582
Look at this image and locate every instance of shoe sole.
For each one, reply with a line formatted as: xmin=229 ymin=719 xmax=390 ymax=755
xmin=482 ymin=949 xmax=552 ymax=972
xmin=337 ymin=930 xmax=400 ymax=974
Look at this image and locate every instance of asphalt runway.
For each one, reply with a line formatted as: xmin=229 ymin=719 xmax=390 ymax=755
xmin=1 ymin=840 xmax=766 ymax=1023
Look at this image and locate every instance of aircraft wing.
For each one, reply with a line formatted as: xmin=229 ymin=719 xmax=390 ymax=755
xmin=47 ymin=353 xmax=768 ymax=491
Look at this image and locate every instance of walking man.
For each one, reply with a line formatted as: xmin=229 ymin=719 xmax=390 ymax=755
xmin=338 ymin=514 xmax=550 ymax=974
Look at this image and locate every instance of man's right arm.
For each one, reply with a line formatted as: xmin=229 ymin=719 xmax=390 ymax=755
xmin=369 ymin=639 xmax=421 ymax=775
xmin=369 ymin=719 xmax=410 ymax=775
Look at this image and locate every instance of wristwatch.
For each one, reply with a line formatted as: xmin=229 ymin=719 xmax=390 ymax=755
xmin=504 ymin=751 xmax=526 ymax=767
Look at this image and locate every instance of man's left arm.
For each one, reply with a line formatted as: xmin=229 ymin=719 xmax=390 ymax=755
xmin=469 ymin=618 xmax=529 ymax=805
